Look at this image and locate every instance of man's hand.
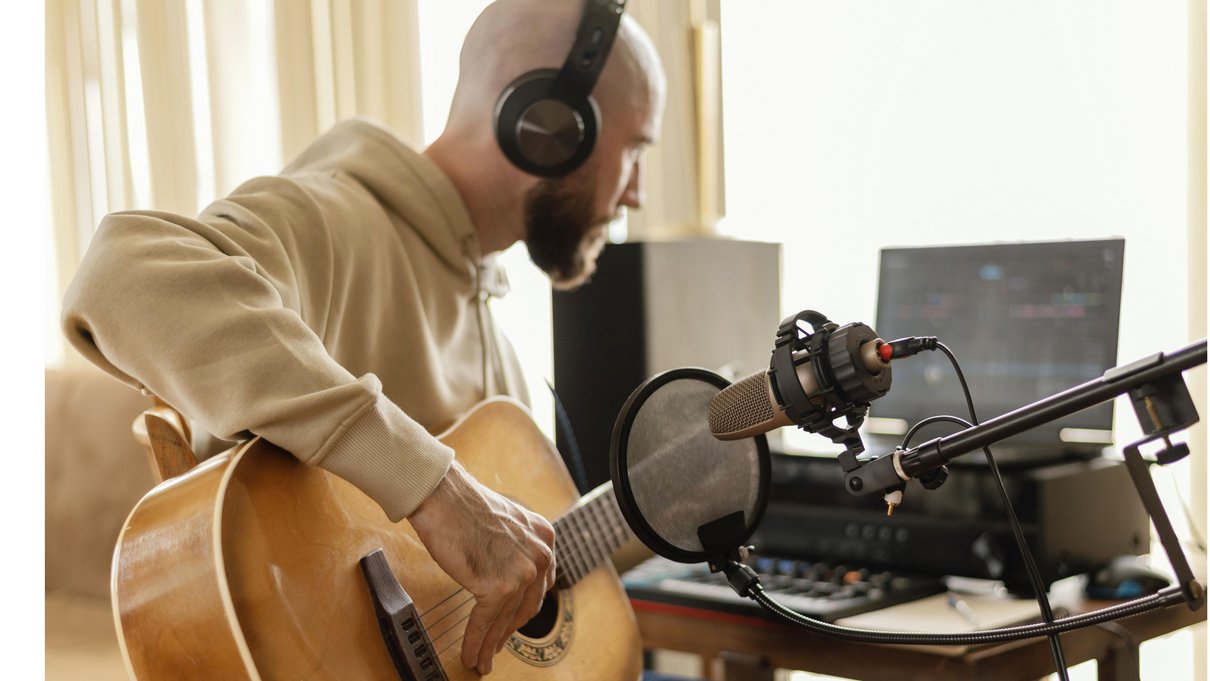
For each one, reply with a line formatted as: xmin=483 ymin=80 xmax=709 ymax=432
xmin=408 ymin=460 xmax=556 ymax=675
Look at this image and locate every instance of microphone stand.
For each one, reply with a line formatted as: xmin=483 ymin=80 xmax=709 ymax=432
xmin=844 ymin=338 xmax=1208 ymax=611
xmin=706 ymin=338 xmax=1204 ymax=666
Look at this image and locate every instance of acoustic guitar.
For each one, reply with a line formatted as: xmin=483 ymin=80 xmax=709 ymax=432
xmin=112 ymin=397 xmax=643 ymax=680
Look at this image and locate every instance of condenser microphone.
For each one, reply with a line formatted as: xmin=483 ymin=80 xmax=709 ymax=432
xmin=708 ymin=310 xmax=893 ymax=442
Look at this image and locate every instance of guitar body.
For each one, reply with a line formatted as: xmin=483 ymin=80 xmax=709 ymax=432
xmin=112 ymin=398 xmax=642 ymax=681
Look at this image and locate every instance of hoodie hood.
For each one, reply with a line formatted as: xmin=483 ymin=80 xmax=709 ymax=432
xmin=280 ymin=118 xmax=509 ymax=297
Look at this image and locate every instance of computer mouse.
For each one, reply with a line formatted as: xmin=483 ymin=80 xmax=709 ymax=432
xmin=1085 ymin=555 xmax=1172 ymax=599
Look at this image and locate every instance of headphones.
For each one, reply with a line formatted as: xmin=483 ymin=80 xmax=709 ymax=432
xmin=493 ymin=0 xmax=626 ymax=177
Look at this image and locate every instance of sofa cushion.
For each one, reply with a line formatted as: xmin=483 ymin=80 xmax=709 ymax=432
xmin=45 ymin=366 xmax=157 ymax=600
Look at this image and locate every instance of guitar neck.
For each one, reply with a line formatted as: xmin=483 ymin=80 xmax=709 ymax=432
xmin=553 ymin=482 xmax=633 ymax=588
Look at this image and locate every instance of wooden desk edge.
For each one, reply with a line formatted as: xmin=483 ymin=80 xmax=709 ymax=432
xmin=632 ymin=596 xmax=1206 ymax=681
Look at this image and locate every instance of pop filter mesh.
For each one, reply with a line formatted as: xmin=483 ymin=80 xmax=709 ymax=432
xmin=624 ymin=374 xmax=765 ymax=555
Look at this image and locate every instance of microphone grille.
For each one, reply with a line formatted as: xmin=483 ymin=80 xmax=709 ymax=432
xmin=708 ymin=371 xmax=774 ymax=436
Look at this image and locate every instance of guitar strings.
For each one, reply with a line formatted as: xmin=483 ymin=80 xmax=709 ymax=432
xmin=416 ymin=526 xmax=582 ymax=621
xmin=423 ymin=593 xmax=477 ymax=635
xmin=427 ymin=602 xmax=475 ymax=668
xmin=418 ymin=585 xmax=468 ymax=618
xmin=417 ymin=518 xmax=590 ymax=624
xmin=416 ymin=534 xmax=585 ymax=638
xmin=432 ymin=579 xmax=600 ymax=669
xmin=434 ymin=625 xmax=524 ymax=669
xmin=430 ymin=583 xmax=582 ymax=671
xmin=421 ymin=507 xmax=611 ymax=669
xmin=435 ymin=631 xmax=467 ymax=663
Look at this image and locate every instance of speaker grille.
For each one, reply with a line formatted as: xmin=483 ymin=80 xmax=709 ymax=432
xmin=708 ymin=372 xmax=773 ymax=436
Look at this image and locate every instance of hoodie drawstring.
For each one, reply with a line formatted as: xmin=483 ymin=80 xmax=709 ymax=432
xmin=474 ymin=264 xmax=514 ymax=399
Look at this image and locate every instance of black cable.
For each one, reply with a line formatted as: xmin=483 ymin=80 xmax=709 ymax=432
xmin=548 ymin=382 xmax=590 ymax=494
xmin=900 ymin=413 xmax=1074 ymax=676
xmin=747 ymin=583 xmax=1183 ymax=645
xmin=900 ymin=414 xmax=970 ymax=450
xmin=931 ymin=341 xmax=1070 ymax=680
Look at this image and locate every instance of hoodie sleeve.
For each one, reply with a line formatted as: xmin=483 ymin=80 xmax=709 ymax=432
xmin=60 ymin=177 xmax=452 ymax=522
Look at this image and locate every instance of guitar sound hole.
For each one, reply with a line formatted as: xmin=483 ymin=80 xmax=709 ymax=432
xmin=517 ymin=590 xmax=559 ymax=638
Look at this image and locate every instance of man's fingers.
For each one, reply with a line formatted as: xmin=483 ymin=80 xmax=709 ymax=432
xmin=408 ymin=464 xmax=560 ymax=676
xmin=545 ymin=543 xmax=558 ymax=592
xmin=477 ymin=589 xmax=525 ymax=674
xmin=531 ymin=513 xmax=557 ymax=546
xmin=461 ymin=597 xmax=501 ymax=672
xmin=508 ymin=565 xmax=548 ymax=637
xmin=532 ymin=518 xmax=557 ymax=589
xmin=514 ymin=513 xmax=556 ymax=588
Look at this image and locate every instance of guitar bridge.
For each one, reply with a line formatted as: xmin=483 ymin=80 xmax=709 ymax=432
xmin=360 ymin=549 xmax=450 ymax=681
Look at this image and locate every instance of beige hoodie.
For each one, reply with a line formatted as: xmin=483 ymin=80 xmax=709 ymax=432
xmin=62 ymin=118 xmax=530 ymax=521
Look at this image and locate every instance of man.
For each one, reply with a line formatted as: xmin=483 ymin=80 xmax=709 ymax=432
xmin=61 ymin=0 xmax=665 ymax=675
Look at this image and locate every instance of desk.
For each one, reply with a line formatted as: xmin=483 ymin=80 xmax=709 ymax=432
xmin=632 ymin=596 xmax=1205 ymax=681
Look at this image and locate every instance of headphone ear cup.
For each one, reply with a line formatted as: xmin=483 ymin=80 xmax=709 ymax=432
xmin=494 ymin=69 xmax=601 ymax=177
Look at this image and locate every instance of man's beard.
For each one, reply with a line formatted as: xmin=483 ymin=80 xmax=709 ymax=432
xmin=523 ymin=177 xmax=610 ymax=291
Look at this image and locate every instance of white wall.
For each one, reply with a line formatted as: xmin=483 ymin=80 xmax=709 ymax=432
xmin=719 ymin=0 xmax=1190 ymax=447
xmin=719 ymin=4 xmax=1199 ymax=677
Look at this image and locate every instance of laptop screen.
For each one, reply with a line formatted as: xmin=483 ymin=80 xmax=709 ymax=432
xmin=869 ymin=238 xmax=1125 ymax=463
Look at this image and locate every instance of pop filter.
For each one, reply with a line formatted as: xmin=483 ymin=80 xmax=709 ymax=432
xmin=610 ymin=367 xmax=770 ymax=564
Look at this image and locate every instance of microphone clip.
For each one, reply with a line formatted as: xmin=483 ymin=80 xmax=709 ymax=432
xmin=771 ymin=310 xmax=888 ymax=469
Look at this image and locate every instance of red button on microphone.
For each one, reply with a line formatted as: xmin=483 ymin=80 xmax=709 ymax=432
xmin=878 ymin=342 xmax=893 ymax=363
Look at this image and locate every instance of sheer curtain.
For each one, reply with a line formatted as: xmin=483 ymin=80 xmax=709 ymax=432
xmin=45 ymin=0 xmax=714 ymax=372
xmin=45 ymin=0 xmax=425 ymax=366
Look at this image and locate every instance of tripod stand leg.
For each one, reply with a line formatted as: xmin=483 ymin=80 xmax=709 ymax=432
xmin=1121 ymin=443 xmax=1205 ymax=610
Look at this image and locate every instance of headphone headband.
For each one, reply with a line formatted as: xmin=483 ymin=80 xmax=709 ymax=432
xmin=553 ymin=0 xmax=625 ymax=98
xmin=494 ymin=0 xmax=627 ymax=177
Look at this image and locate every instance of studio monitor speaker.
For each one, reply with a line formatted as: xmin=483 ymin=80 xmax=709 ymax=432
xmin=553 ymin=239 xmax=782 ymax=488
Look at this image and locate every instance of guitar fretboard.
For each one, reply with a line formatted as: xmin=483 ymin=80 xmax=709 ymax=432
xmin=553 ymin=483 xmax=633 ymax=588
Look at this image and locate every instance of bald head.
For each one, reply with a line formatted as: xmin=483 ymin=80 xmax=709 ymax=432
xmin=426 ymin=0 xmax=665 ymax=265
xmin=445 ymin=0 xmax=665 ymax=140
